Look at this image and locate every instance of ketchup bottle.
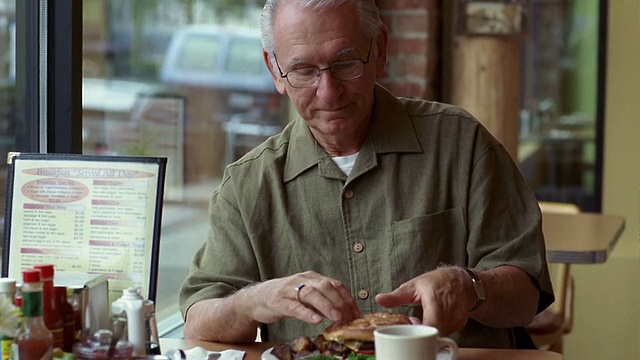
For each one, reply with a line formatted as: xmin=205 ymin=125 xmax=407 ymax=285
xmin=11 ymin=269 xmax=53 ymax=359
xmin=34 ymin=264 xmax=64 ymax=350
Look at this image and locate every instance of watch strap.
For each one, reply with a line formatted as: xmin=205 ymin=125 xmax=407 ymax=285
xmin=464 ymin=268 xmax=485 ymax=312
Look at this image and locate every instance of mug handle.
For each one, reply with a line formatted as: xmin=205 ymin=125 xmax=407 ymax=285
xmin=437 ymin=337 xmax=459 ymax=359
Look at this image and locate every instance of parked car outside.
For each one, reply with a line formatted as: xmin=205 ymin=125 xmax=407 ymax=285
xmin=159 ymin=25 xmax=285 ymax=123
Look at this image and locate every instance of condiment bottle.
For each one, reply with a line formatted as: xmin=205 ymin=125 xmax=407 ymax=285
xmin=54 ymin=286 xmax=76 ymax=352
xmin=111 ymin=287 xmax=159 ymax=356
xmin=0 ymin=278 xmax=17 ymax=302
xmin=70 ymin=288 xmax=83 ymax=334
xmin=0 ymin=278 xmax=18 ymax=360
xmin=11 ymin=269 xmax=53 ymax=359
xmin=33 ymin=264 xmax=64 ymax=350
xmin=14 ymin=285 xmax=22 ymax=308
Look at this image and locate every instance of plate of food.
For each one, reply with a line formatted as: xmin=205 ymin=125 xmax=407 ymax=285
xmin=262 ymin=348 xmax=372 ymax=359
xmin=262 ymin=312 xmax=411 ymax=359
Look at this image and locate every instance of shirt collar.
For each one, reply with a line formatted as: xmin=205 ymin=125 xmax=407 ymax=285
xmin=284 ymin=84 xmax=422 ymax=182
xmin=368 ymin=84 xmax=422 ymax=154
xmin=284 ymin=120 xmax=322 ymax=182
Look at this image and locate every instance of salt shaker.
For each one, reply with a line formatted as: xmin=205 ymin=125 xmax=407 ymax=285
xmin=111 ymin=287 xmax=159 ymax=356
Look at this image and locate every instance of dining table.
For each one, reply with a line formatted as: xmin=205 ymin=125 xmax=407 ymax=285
xmin=541 ymin=212 xmax=625 ymax=263
xmin=159 ymin=338 xmax=564 ymax=360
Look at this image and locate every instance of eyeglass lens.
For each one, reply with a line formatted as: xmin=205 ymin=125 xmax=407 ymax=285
xmin=287 ymin=60 xmax=364 ymax=87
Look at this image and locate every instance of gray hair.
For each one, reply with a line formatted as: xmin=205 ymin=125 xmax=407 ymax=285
xmin=261 ymin=0 xmax=382 ymax=66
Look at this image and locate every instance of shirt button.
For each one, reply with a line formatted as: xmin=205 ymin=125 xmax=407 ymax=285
xmin=357 ymin=289 xmax=369 ymax=300
xmin=343 ymin=189 xmax=354 ymax=199
xmin=353 ymin=242 xmax=364 ymax=253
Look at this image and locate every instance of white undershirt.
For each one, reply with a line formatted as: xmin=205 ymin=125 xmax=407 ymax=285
xmin=331 ymin=152 xmax=359 ymax=176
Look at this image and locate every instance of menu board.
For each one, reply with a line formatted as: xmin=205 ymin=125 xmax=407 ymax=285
xmin=2 ymin=153 xmax=166 ymax=303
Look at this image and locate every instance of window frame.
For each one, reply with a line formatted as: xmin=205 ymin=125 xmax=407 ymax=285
xmin=14 ymin=0 xmax=82 ymax=154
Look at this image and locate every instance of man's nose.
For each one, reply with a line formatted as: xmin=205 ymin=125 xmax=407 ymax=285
xmin=316 ymin=70 xmax=343 ymax=97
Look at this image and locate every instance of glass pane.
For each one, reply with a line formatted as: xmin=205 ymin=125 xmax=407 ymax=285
xmin=81 ymin=0 xmax=289 ymax=336
xmin=176 ymin=35 xmax=219 ymax=72
xmin=518 ymin=1 xmax=601 ymax=211
xmin=225 ymin=38 xmax=265 ymax=76
xmin=0 ymin=0 xmax=16 ymax=258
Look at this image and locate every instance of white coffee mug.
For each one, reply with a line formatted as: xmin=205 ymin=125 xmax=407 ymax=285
xmin=374 ymin=324 xmax=458 ymax=360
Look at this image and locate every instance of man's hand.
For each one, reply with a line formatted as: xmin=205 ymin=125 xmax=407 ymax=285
xmin=184 ymin=270 xmax=360 ymax=342
xmin=374 ymin=267 xmax=473 ymax=336
xmin=375 ymin=266 xmax=539 ymax=337
xmin=241 ymin=270 xmax=361 ymax=325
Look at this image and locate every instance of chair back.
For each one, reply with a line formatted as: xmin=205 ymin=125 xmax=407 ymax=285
xmin=526 ymin=201 xmax=580 ymax=353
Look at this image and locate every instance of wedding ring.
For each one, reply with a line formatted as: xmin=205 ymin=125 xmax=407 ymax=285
xmin=294 ymin=283 xmax=306 ymax=302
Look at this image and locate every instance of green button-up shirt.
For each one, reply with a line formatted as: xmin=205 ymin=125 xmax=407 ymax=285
xmin=180 ymin=84 xmax=554 ymax=348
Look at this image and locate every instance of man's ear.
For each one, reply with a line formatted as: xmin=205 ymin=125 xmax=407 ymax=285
xmin=375 ymin=24 xmax=389 ymax=76
xmin=263 ymin=49 xmax=287 ymax=95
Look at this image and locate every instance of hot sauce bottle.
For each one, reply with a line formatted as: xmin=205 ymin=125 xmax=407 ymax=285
xmin=11 ymin=269 xmax=53 ymax=359
xmin=34 ymin=264 xmax=64 ymax=350
xmin=54 ymin=286 xmax=76 ymax=352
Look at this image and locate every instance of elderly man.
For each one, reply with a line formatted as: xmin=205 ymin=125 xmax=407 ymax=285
xmin=179 ymin=0 xmax=553 ymax=348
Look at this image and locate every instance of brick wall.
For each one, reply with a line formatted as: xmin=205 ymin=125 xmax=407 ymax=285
xmin=376 ymin=0 xmax=442 ymax=100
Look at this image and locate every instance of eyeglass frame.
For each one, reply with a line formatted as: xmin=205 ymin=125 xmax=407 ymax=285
xmin=273 ymin=40 xmax=373 ymax=88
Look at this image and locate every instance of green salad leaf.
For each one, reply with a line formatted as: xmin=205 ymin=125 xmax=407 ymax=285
xmin=347 ymin=353 xmax=375 ymax=359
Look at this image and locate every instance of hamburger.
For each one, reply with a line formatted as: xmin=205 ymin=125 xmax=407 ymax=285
xmin=322 ymin=312 xmax=412 ymax=353
xmin=271 ymin=312 xmax=412 ymax=359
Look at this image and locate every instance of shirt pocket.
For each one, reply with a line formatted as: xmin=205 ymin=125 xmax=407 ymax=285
xmin=389 ymin=208 xmax=467 ymax=289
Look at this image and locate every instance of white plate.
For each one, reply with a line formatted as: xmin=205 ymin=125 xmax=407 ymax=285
xmin=261 ymin=347 xmax=277 ymax=360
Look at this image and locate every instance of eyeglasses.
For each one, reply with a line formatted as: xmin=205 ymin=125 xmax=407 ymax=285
xmin=273 ymin=40 xmax=372 ymax=88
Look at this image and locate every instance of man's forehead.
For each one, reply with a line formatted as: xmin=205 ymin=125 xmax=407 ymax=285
xmin=283 ymin=45 xmax=358 ymax=65
xmin=272 ymin=4 xmax=364 ymax=60
xmin=273 ymin=1 xmax=361 ymax=38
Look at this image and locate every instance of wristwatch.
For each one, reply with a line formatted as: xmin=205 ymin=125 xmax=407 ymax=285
xmin=464 ymin=268 xmax=485 ymax=312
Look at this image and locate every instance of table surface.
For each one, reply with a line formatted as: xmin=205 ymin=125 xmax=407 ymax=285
xmin=159 ymin=338 xmax=564 ymax=360
xmin=542 ymin=212 xmax=625 ymax=263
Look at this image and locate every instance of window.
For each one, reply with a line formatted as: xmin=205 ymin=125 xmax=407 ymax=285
xmin=517 ymin=0 xmax=606 ymax=212
xmin=0 ymin=0 xmax=288 ymax=338
xmin=0 ymin=0 xmax=17 ymax=253
xmin=0 ymin=13 xmax=15 ymax=148
xmin=80 ymin=0 xmax=289 ymax=336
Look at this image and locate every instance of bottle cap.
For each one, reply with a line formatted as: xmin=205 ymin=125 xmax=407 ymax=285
xmin=0 ymin=278 xmax=16 ymax=293
xmin=121 ymin=287 xmax=144 ymax=300
xmin=23 ymin=269 xmax=42 ymax=283
xmin=33 ymin=263 xmax=55 ymax=278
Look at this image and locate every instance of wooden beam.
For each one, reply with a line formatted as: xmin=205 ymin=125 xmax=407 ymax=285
xmin=448 ymin=36 xmax=521 ymax=160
